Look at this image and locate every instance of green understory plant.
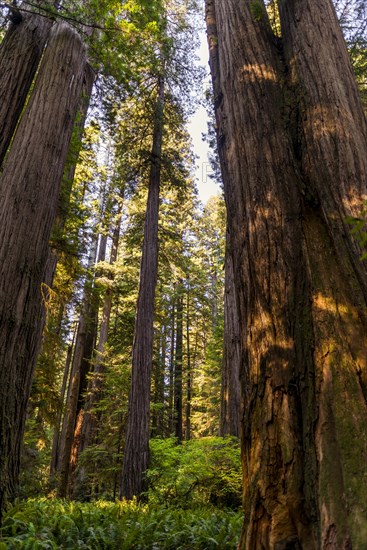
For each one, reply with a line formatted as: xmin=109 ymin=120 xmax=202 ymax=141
xmin=147 ymin=436 xmax=242 ymax=508
xmin=0 ymin=498 xmax=242 ymax=549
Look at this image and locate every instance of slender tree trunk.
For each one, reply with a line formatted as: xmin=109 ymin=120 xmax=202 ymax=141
xmin=0 ymin=9 xmax=53 ymax=167
xmin=71 ymin=210 xmax=122 ymax=497
xmin=220 ymin=236 xmax=241 ymax=437
xmin=120 ymin=75 xmax=165 ymax=500
xmin=80 ymin=222 xmax=121 ymax=447
xmin=168 ymin=301 xmax=175 ymax=435
xmin=185 ymin=287 xmax=191 ymax=441
xmin=57 ymin=236 xmax=99 ymax=498
xmin=0 ymin=22 xmax=86 ymax=517
xmin=50 ymin=336 xmax=75 ymax=477
xmin=174 ymin=284 xmax=183 ymax=442
xmin=152 ymin=322 xmax=166 ymax=437
xmin=207 ymin=0 xmax=367 ymax=547
xmin=63 ymin=178 xmax=114 ymax=495
xmin=211 ymin=268 xmax=218 ymax=332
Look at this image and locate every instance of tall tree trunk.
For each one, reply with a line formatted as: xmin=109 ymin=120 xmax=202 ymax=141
xmin=207 ymin=0 xmax=367 ymax=547
xmin=152 ymin=322 xmax=166 ymax=437
xmin=50 ymin=336 xmax=75 ymax=478
xmin=120 ymin=74 xmax=165 ymax=500
xmin=44 ymin=62 xmax=95 ymax=289
xmin=174 ymin=284 xmax=183 ymax=442
xmin=0 ymin=22 xmax=86 ymax=517
xmin=220 ymin=236 xmax=241 ymax=437
xmin=57 ymin=235 xmax=100 ymax=498
xmin=0 ymin=9 xmax=53 ymax=166
xmin=71 ymin=210 xmax=122 ymax=497
xmin=279 ymin=1 xmax=367 ymax=546
xmin=185 ymin=286 xmax=191 ymax=441
xmin=63 ymin=173 xmax=116 ymax=495
xmin=168 ymin=301 xmax=175 ymax=435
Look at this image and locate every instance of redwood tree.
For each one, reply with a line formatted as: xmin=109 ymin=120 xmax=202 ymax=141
xmin=0 ymin=22 xmax=86 ymax=516
xmin=120 ymin=74 xmax=165 ymax=499
xmin=207 ymin=0 xmax=367 ymax=547
xmin=0 ymin=7 xmax=53 ymax=166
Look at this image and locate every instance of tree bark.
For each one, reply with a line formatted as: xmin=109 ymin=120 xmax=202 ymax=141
xmin=0 ymin=21 xmax=86 ymax=517
xmin=44 ymin=62 xmax=95 ymax=290
xmin=206 ymin=0 xmax=367 ymax=547
xmin=120 ymin=74 xmax=165 ymax=500
xmin=220 ymin=235 xmax=241 ymax=438
xmin=0 ymin=10 xmax=52 ymax=167
xmin=280 ymin=1 xmax=367 ymax=546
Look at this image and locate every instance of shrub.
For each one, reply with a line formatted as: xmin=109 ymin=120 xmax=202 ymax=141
xmin=147 ymin=436 xmax=242 ymax=508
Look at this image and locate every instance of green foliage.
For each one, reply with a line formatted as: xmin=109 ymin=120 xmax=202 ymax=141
xmin=347 ymin=207 xmax=367 ymax=260
xmin=0 ymin=499 xmax=242 ymax=549
xmin=147 ymin=436 xmax=242 ymax=508
xmin=250 ymin=0 xmax=266 ymax=23
xmin=191 ymin=325 xmax=223 ymax=436
xmin=335 ymin=0 xmax=367 ymax=108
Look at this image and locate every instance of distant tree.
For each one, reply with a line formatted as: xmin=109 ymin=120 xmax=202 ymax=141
xmin=120 ymin=71 xmax=166 ymax=500
xmin=220 ymin=236 xmax=241 ymax=438
xmin=120 ymin=0 xmax=202 ymax=500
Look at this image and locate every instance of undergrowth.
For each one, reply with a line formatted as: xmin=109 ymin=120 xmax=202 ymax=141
xmin=0 ymin=498 xmax=242 ymax=549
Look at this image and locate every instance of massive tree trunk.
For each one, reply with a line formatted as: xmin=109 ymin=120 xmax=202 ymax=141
xmin=120 ymin=74 xmax=165 ymax=500
xmin=0 ymin=22 xmax=86 ymax=517
xmin=220 ymin=236 xmax=241 ymax=438
xmin=0 ymin=9 xmax=53 ymax=166
xmin=206 ymin=0 xmax=367 ymax=547
xmin=44 ymin=62 xmax=95 ymax=290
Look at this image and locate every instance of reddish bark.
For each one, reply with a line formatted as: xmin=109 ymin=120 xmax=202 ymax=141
xmin=0 ymin=22 xmax=86 ymax=516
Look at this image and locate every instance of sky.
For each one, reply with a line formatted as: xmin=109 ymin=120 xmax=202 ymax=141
xmin=186 ymin=28 xmax=221 ymax=204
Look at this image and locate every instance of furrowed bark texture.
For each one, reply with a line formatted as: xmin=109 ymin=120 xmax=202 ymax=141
xmin=0 ymin=22 xmax=86 ymax=516
xmin=0 ymin=11 xmax=52 ymax=167
xmin=206 ymin=0 xmax=367 ymax=547
xmin=280 ymin=1 xmax=367 ymax=546
xmin=120 ymin=75 xmax=165 ymax=500
xmin=44 ymin=62 xmax=95 ymax=290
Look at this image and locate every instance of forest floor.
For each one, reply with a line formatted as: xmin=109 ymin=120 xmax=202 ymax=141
xmin=0 ymin=498 xmax=242 ymax=549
